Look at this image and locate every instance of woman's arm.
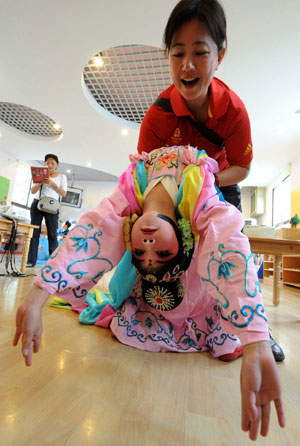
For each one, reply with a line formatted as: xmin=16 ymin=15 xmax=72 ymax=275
xmin=216 ymin=164 xmax=251 ymax=187
xmin=31 ymin=183 xmax=42 ymax=194
xmin=13 ymin=285 xmax=50 ymax=367
xmin=42 ymin=178 xmax=67 ymax=197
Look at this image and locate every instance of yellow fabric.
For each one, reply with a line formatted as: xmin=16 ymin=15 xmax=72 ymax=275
xmin=133 ymin=167 xmax=144 ymax=209
xmin=178 ymin=165 xmax=204 ymax=242
xmin=49 ymin=288 xmax=105 ymax=309
xmin=49 ymin=296 xmax=72 ymax=309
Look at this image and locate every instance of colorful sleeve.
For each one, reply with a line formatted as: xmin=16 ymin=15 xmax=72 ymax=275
xmin=193 ymin=171 xmax=269 ymax=346
xmin=34 ymin=186 xmax=131 ymax=307
xmin=223 ymin=105 xmax=253 ymax=167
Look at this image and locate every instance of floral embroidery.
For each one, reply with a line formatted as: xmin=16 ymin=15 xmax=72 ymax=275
xmin=218 ymin=261 xmax=237 ymax=280
xmin=42 ymin=223 xmax=113 ymax=297
xmin=202 ymin=243 xmax=265 ymax=327
xmin=145 ymin=317 xmax=153 ymax=328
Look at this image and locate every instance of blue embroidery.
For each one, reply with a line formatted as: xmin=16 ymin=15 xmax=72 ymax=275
xmin=220 ymin=304 xmax=267 ymax=328
xmin=113 ymin=300 xmax=239 ymax=353
xmin=201 ymin=243 xmax=265 ymax=328
xmin=145 ymin=317 xmax=153 ymax=328
xmin=42 ymin=223 xmax=113 ymax=298
xmin=41 ymin=265 xmax=68 ymax=292
xmin=218 ymin=261 xmax=237 ymax=280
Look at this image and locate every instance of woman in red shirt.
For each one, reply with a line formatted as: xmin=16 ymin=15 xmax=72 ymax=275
xmin=138 ymin=0 xmax=285 ymax=364
xmin=138 ymin=0 xmax=252 ymax=211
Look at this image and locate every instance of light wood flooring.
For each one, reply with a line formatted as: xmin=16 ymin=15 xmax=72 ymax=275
xmin=1 ymin=270 xmax=300 ymax=446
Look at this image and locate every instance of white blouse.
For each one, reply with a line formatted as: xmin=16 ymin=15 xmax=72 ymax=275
xmin=35 ymin=174 xmax=67 ymax=200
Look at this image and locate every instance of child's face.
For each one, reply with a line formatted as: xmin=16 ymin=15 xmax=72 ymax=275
xmin=131 ymin=212 xmax=179 ymax=271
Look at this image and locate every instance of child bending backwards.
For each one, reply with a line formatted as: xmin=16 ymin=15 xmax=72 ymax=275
xmin=14 ymin=145 xmax=285 ymax=440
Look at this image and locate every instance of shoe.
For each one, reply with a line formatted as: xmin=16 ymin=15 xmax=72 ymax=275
xmin=219 ymin=345 xmax=243 ymax=362
xmin=26 ymin=262 xmax=35 ymax=268
xmin=270 ymin=333 xmax=285 ymax=362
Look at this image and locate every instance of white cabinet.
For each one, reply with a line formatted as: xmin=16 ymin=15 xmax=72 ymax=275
xmin=251 ymin=187 xmax=266 ymax=217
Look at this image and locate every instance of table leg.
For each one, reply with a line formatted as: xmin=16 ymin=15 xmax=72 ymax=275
xmin=273 ymin=254 xmax=282 ymax=306
xmin=21 ymin=234 xmax=31 ymax=273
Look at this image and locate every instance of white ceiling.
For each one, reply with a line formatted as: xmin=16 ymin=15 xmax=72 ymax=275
xmin=1 ymin=0 xmax=300 ymax=187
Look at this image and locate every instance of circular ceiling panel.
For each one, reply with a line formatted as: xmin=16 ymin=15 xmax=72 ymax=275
xmin=83 ymin=44 xmax=172 ymax=124
xmin=0 ymin=102 xmax=63 ymax=137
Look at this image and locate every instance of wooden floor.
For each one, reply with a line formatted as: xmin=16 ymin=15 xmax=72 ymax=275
xmin=1 ymin=270 xmax=300 ymax=446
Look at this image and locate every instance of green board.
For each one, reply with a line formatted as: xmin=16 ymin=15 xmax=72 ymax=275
xmin=0 ymin=176 xmax=10 ymax=205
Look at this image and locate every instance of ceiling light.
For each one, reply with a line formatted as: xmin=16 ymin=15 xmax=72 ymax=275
xmin=66 ymin=169 xmax=71 ymax=173
xmin=86 ymin=162 xmax=92 ymax=167
xmin=0 ymin=132 xmax=2 ymax=137
xmin=122 ymin=129 xmax=128 ymax=136
xmin=53 ymin=123 xmax=61 ymax=130
xmin=93 ymin=57 xmax=104 ymax=67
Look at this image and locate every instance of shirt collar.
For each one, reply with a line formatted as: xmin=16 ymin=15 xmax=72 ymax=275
xmin=169 ymin=77 xmax=229 ymax=120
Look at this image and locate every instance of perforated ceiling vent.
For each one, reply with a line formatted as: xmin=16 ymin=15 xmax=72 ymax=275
xmin=83 ymin=44 xmax=172 ymax=124
xmin=0 ymin=102 xmax=62 ymax=137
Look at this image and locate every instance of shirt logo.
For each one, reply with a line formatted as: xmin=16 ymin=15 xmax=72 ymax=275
xmin=173 ymin=127 xmax=181 ymax=138
xmin=244 ymin=143 xmax=252 ymax=156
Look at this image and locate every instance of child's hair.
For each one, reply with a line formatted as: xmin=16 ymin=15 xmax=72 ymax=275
xmin=64 ymin=220 xmax=71 ymax=229
xmin=45 ymin=153 xmax=59 ymax=164
xmin=163 ymin=0 xmax=227 ymax=53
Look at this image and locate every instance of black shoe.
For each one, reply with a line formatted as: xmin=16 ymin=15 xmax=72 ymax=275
xmin=270 ymin=333 xmax=285 ymax=362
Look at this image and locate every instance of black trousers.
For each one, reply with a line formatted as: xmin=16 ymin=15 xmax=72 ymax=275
xmin=27 ymin=199 xmax=59 ymax=265
xmin=219 ymin=184 xmax=242 ymax=212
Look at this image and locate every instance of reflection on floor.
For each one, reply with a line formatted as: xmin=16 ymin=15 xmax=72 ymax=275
xmin=1 ymin=272 xmax=300 ymax=445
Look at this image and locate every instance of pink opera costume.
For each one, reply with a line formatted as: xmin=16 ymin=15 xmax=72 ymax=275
xmin=35 ymin=145 xmax=269 ymax=356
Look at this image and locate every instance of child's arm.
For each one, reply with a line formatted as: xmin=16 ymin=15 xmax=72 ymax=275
xmin=13 ymin=285 xmax=50 ymax=367
xmin=193 ymin=176 xmax=285 ymax=438
xmin=241 ymin=341 xmax=285 ymax=440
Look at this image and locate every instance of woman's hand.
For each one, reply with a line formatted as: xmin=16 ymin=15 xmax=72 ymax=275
xmin=42 ymin=178 xmax=57 ymax=189
xmin=240 ymin=341 xmax=285 ymax=440
xmin=13 ymin=286 xmax=50 ymax=366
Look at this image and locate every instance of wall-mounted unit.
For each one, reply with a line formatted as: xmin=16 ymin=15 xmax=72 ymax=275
xmin=251 ymin=187 xmax=266 ymax=217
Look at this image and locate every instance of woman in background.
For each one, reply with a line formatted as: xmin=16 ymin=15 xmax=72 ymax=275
xmin=27 ymin=154 xmax=67 ymax=267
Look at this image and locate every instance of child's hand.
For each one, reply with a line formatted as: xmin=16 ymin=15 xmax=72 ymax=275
xmin=13 ymin=286 xmax=49 ymax=366
xmin=240 ymin=341 xmax=285 ymax=440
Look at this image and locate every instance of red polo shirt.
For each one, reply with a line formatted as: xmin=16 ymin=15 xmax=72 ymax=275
xmin=137 ymin=77 xmax=253 ymax=172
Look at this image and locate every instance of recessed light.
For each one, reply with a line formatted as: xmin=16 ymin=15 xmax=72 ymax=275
xmin=86 ymin=162 xmax=92 ymax=167
xmin=0 ymin=132 xmax=2 ymax=137
xmin=66 ymin=169 xmax=71 ymax=173
xmin=122 ymin=129 xmax=128 ymax=136
xmin=94 ymin=57 xmax=104 ymax=67
xmin=53 ymin=123 xmax=61 ymax=130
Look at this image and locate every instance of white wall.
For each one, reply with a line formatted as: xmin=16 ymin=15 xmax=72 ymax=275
xmin=0 ymin=151 xmax=18 ymax=204
xmin=241 ymin=186 xmax=251 ymax=218
xmin=58 ymin=180 xmax=118 ymax=225
xmin=291 ymin=155 xmax=300 ymax=191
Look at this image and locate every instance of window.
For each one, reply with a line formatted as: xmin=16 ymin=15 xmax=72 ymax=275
xmin=10 ymin=161 xmax=32 ymax=219
xmin=272 ymin=175 xmax=291 ymax=227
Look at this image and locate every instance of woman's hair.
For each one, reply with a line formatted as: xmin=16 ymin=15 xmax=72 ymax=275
xmin=163 ymin=0 xmax=227 ymax=53
xmin=45 ymin=153 xmax=59 ymax=164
